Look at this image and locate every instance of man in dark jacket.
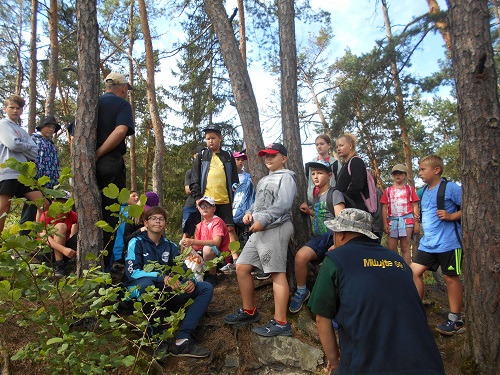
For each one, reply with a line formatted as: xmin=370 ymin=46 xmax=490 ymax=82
xmin=124 ymin=206 xmax=213 ymax=359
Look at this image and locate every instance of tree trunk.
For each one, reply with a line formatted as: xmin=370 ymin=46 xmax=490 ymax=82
xmin=446 ymin=0 xmax=500 ymax=373
xmin=27 ymin=0 xmax=38 ymax=135
xmin=128 ymin=0 xmax=137 ymax=192
xmin=237 ymin=0 xmax=246 ymax=64
xmin=45 ymin=0 xmax=58 ymax=117
xmin=426 ymin=0 xmax=451 ymax=51
xmin=381 ymin=0 xmax=414 ymax=185
xmin=203 ymin=0 xmax=267 ymax=182
xmin=74 ymin=0 xmax=102 ymax=276
xmin=138 ymin=0 xmax=165 ymax=203
xmin=14 ymin=0 xmax=23 ymax=95
xmin=277 ymin=0 xmax=310 ymax=256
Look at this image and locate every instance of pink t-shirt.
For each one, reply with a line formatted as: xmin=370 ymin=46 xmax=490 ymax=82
xmin=380 ymin=185 xmax=419 ymax=218
xmin=194 ymin=215 xmax=230 ymax=253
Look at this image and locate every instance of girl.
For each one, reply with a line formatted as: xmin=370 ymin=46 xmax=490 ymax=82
xmin=306 ymin=134 xmax=338 ymax=202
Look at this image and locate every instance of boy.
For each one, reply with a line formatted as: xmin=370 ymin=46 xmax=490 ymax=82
xmin=0 ymin=95 xmax=48 ymax=233
xmin=380 ymin=164 xmax=420 ymax=265
xmin=39 ymin=191 xmax=78 ymax=277
xmin=189 ymin=125 xmax=239 ymax=258
xmin=224 ymin=143 xmax=296 ymax=337
xmin=411 ymin=155 xmax=463 ymax=335
xmin=289 ymin=160 xmax=345 ymax=313
xmin=181 ymin=196 xmax=230 ymax=286
xmin=124 ymin=206 xmax=213 ymax=358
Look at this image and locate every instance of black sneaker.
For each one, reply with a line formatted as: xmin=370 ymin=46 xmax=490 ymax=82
xmin=224 ymin=308 xmax=261 ymax=326
xmin=254 ymin=272 xmax=271 ymax=280
xmin=435 ymin=314 xmax=465 ymax=336
xmin=204 ymin=273 xmax=218 ymax=287
xmin=169 ymin=340 xmax=210 ymax=358
xmin=53 ymin=260 xmax=66 ymax=278
xmin=252 ymin=319 xmax=293 ymax=337
xmin=155 ymin=342 xmax=170 ymax=364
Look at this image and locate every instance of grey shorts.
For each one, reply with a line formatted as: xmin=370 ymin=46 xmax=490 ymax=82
xmin=236 ymin=221 xmax=293 ymax=273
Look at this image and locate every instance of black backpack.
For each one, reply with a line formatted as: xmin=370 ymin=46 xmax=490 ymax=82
xmin=326 ymin=187 xmax=356 ymax=215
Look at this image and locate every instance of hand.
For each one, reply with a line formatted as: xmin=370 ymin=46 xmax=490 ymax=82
xmin=413 ymin=222 xmax=420 ymax=235
xmin=182 ymin=280 xmax=195 ymax=293
xmin=327 ymin=244 xmax=335 ymax=251
xmin=182 ymin=237 xmax=194 ymax=247
xmin=437 ymin=210 xmax=451 ymax=221
xmin=164 ymin=275 xmax=181 ymax=291
xmin=242 ymin=213 xmax=253 ymax=225
xmin=299 ymin=203 xmax=310 ymax=215
xmin=249 ymin=220 xmax=263 ymax=233
xmin=384 ymin=224 xmax=390 ymax=234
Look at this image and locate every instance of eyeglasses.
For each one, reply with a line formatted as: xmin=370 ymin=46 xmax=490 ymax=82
xmin=199 ymin=204 xmax=213 ymax=209
xmin=148 ymin=216 xmax=165 ymax=222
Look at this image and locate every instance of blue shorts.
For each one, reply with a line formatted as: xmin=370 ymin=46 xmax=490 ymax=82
xmin=304 ymin=231 xmax=333 ymax=261
xmin=206 ymin=245 xmax=221 ymax=257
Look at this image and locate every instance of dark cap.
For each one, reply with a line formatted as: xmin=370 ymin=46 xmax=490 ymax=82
xmin=36 ymin=116 xmax=61 ymax=132
xmin=306 ymin=160 xmax=332 ymax=172
xmin=258 ymin=143 xmax=287 ymax=156
xmin=203 ymin=124 xmax=222 ymax=135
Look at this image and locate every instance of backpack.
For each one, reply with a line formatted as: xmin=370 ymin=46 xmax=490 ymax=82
xmin=347 ymin=157 xmax=378 ymax=214
xmin=422 ymin=178 xmax=462 ymax=245
xmin=326 ymin=187 xmax=356 ymax=215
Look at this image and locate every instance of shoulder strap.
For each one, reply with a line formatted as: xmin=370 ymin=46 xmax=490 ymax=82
xmin=326 ymin=187 xmax=335 ymax=214
xmin=437 ymin=178 xmax=448 ymax=211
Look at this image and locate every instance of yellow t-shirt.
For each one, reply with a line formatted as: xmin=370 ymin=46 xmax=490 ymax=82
xmin=204 ymin=153 xmax=230 ymax=204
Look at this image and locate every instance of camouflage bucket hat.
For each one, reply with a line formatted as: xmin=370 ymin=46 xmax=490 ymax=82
xmin=325 ymin=208 xmax=378 ymax=240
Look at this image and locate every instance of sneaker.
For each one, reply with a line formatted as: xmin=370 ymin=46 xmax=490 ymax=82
xmin=435 ymin=314 xmax=465 ymax=335
xmin=254 ymin=272 xmax=271 ymax=280
xmin=288 ymin=289 xmax=311 ymax=313
xmin=204 ymin=273 xmax=218 ymax=287
xmin=220 ymin=263 xmax=236 ymax=272
xmin=155 ymin=342 xmax=170 ymax=364
xmin=169 ymin=340 xmax=210 ymax=358
xmin=252 ymin=319 xmax=293 ymax=337
xmin=53 ymin=260 xmax=66 ymax=278
xmin=224 ymin=308 xmax=261 ymax=326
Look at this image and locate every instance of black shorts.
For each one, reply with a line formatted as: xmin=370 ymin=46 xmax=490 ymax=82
xmin=0 ymin=179 xmax=36 ymax=197
xmin=215 ymin=203 xmax=234 ymax=227
xmin=412 ymin=248 xmax=463 ymax=276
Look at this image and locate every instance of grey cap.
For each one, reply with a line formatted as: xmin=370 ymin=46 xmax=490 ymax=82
xmin=325 ymin=208 xmax=378 ymax=240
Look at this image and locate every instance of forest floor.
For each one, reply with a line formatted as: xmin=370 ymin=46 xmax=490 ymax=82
xmin=1 ymin=269 xmax=469 ymax=375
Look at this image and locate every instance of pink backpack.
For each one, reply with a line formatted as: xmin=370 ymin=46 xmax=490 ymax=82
xmin=347 ymin=157 xmax=378 ymax=214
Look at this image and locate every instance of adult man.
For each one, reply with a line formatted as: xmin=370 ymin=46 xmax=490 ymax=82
xmin=97 ymin=72 xmax=135 ymax=268
xmin=308 ymin=209 xmax=445 ymax=374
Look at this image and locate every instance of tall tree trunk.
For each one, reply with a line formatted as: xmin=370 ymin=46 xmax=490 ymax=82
xmin=493 ymin=0 xmax=500 ymax=35
xmin=45 ymin=0 xmax=58 ymax=117
xmin=426 ymin=0 xmax=451 ymax=50
xmin=128 ymin=0 xmax=137 ymax=192
xmin=143 ymin=123 xmax=151 ymax=192
xmin=203 ymin=0 xmax=267 ymax=181
xmin=15 ymin=0 xmax=23 ymax=95
xmin=74 ymin=0 xmax=101 ymax=276
xmin=277 ymin=0 xmax=310 ymax=254
xmin=138 ymin=0 xmax=165 ymax=203
xmin=299 ymin=67 xmax=328 ymax=133
xmin=381 ymin=0 xmax=414 ymax=185
xmin=27 ymin=0 xmax=38 ymax=135
xmin=237 ymin=0 xmax=246 ymax=64
xmin=446 ymin=1 xmax=500 ymax=373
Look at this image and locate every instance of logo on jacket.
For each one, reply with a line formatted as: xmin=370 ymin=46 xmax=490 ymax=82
xmin=162 ymin=251 xmax=170 ymax=263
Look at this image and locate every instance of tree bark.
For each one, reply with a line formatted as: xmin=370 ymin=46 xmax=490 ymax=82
xmin=426 ymin=0 xmax=451 ymax=51
xmin=446 ymin=0 xmax=500 ymax=373
xmin=138 ymin=0 xmax=165 ymax=203
xmin=237 ymin=0 xmax=246 ymax=64
xmin=203 ymin=0 xmax=267 ymax=182
xmin=277 ymin=0 xmax=310 ymax=257
xmin=74 ymin=0 xmax=102 ymax=276
xmin=128 ymin=0 xmax=137 ymax=192
xmin=45 ymin=0 xmax=59 ymax=117
xmin=27 ymin=0 xmax=38 ymax=135
xmin=14 ymin=0 xmax=23 ymax=95
xmin=381 ymin=0 xmax=414 ymax=185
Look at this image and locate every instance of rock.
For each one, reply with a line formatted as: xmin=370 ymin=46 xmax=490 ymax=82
xmin=252 ymin=335 xmax=324 ymax=372
xmin=225 ymin=354 xmax=240 ymax=368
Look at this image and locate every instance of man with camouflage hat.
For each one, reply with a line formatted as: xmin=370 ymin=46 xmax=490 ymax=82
xmin=308 ymin=208 xmax=444 ymax=374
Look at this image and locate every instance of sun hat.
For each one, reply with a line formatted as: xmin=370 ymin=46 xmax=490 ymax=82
xmin=391 ymin=164 xmax=408 ymax=174
xmin=198 ymin=196 xmax=215 ymax=206
xmin=36 ymin=115 xmax=61 ymax=132
xmin=105 ymin=72 xmax=133 ymax=90
xmin=325 ymin=208 xmax=378 ymax=240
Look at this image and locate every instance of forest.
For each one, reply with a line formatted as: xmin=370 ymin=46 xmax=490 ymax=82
xmin=0 ymin=0 xmax=498 ymax=374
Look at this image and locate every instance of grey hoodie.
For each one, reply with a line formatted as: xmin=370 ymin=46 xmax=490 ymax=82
xmin=0 ymin=118 xmax=39 ymax=182
xmin=246 ymin=168 xmax=297 ymax=230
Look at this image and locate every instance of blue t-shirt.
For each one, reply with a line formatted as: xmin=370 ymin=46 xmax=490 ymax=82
xmin=97 ymin=92 xmax=134 ymax=155
xmin=419 ymin=179 xmax=462 ymax=253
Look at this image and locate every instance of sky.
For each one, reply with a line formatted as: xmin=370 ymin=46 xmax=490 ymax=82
xmin=158 ymin=0 xmax=449 ymax=162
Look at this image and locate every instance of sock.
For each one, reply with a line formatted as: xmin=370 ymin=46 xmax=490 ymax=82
xmin=275 ymin=319 xmax=287 ymax=326
xmin=175 ymin=338 xmax=188 ymax=346
xmin=244 ymin=307 xmax=256 ymax=316
xmin=449 ymin=312 xmax=462 ymax=321
xmin=297 ymin=285 xmax=307 ymax=294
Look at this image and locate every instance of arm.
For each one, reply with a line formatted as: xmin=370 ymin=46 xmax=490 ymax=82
xmin=95 ymin=125 xmax=129 ymax=160
xmin=299 ymin=202 xmax=313 ymax=216
xmin=437 ymin=209 xmax=461 ymax=221
xmin=344 ymin=157 xmax=367 ymax=199
xmin=412 ymin=202 xmax=420 ymax=233
xmin=124 ymin=237 xmax=162 ymax=282
xmin=0 ymin=123 xmax=39 ymax=159
xmin=316 ymin=315 xmax=340 ymax=372
xmin=189 ymin=153 xmax=202 ymax=200
xmin=382 ymin=204 xmax=390 ymax=234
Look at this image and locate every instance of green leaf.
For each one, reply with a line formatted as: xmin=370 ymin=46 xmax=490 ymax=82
xmin=103 ymin=184 xmax=119 ymax=199
xmin=118 ymin=188 xmax=131 ymax=204
xmin=37 ymin=176 xmax=51 ymax=186
xmin=127 ymin=204 xmax=144 ymax=218
xmin=85 ymin=252 xmax=97 ymax=261
xmin=106 ymin=203 xmax=122 ymax=213
xmin=95 ymin=221 xmax=113 ymax=232
xmin=171 ymin=265 xmax=185 ymax=275
xmin=121 ymin=355 xmax=135 ymax=367
xmin=47 ymin=337 xmax=64 ymax=345
xmin=228 ymin=240 xmax=241 ymax=252
xmin=18 ymin=174 xmax=34 ymax=188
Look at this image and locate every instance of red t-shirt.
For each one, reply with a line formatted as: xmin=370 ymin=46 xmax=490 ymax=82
xmin=40 ymin=210 xmax=78 ymax=241
xmin=380 ymin=185 xmax=419 ymax=217
xmin=194 ymin=216 xmax=230 ymax=253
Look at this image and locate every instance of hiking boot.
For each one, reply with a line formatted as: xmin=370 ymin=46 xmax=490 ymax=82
xmin=435 ymin=314 xmax=465 ymax=335
xmin=254 ymin=272 xmax=271 ymax=280
xmin=169 ymin=340 xmax=210 ymax=358
xmin=204 ymin=273 xmax=218 ymax=287
xmin=220 ymin=263 xmax=236 ymax=272
xmin=224 ymin=308 xmax=261 ymax=326
xmin=288 ymin=289 xmax=310 ymax=313
xmin=252 ymin=319 xmax=293 ymax=337
xmin=53 ymin=260 xmax=66 ymax=278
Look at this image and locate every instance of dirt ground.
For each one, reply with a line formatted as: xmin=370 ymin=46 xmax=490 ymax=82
xmin=1 ymin=271 xmax=467 ymax=375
